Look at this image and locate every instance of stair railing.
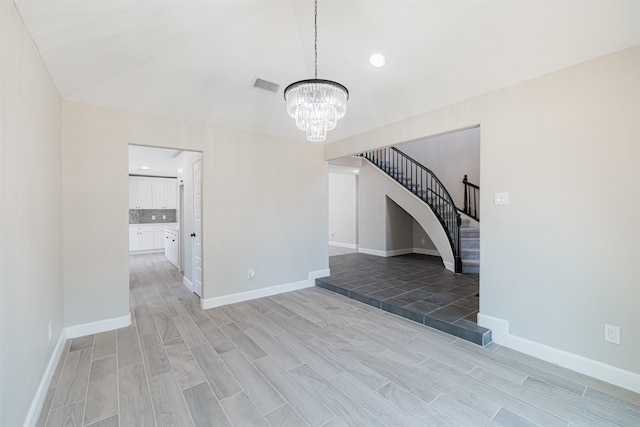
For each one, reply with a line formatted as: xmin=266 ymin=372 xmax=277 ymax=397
xmin=359 ymin=147 xmax=462 ymax=273
xmin=462 ymin=175 xmax=480 ymax=222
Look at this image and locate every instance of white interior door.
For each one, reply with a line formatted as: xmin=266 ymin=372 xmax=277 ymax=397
xmin=192 ymin=159 xmax=203 ymax=297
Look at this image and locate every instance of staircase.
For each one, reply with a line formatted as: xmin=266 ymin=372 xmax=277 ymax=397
xmin=360 ymin=147 xmax=480 ymax=274
xmin=460 ymin=217 xmax=480 ymax=274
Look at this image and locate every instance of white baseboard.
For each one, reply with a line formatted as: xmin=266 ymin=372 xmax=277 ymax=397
xmin=413 ymin=247 xmax=440 ymax=257
xmin=23 ymin=332 xmax=68 ymax=427
xmin=358 ymin=247 xmax=387 ymax=257
xmin=358 ymin=247 xmax=413 ymax=257
xmin=478 ymin=313 xmax=640 ymax=393
xmin=183 ymin=276 xmax=194 ymax=293
xmin=27 ymin=313 xmax=133 ymax=425
xmin=65 ymin=313 xmax=131 ymax=339
xmin=359 ymin=246 xmax=452 ymax=272
xmin=328 ymin=241 xmax=358 ymax=249
xmin=200 ymin=269 xmax=330 ymax=310
xmin=129 ymin=249 xmax=163 ymax=255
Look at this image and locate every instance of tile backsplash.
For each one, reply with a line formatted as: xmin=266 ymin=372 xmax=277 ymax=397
xmin=129 ymin=209 xmax=177 ymax=224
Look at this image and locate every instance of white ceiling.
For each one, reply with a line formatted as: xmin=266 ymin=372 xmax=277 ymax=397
xmin=15 ymin=1 xmax=640 ymax=144
xmin=128 ymin=145 xmax=181 ymax=177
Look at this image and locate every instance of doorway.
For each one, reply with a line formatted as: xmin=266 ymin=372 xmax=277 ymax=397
xmin=128 ymin=145 xmax=203 ymax=297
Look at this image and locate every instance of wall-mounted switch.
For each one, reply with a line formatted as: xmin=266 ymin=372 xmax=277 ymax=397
xmin=494 ymin=192 xmax=509 ymax=205
xmin=151 ymin=215 xmax=156 ymax=220
xmin=248 ymin=269 xmax=255 ymax=279
xmin=162 ymin=215 xmax=166 ymax=219
xmin=48 ymin=321 xmax=53 ymax=340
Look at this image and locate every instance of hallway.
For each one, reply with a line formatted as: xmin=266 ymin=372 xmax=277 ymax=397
xmin=36 ymin=254 xmax=640 ymax=426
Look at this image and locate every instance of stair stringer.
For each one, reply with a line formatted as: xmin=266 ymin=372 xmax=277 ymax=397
xmin=361 ymin=161 xmax=455 ymax=272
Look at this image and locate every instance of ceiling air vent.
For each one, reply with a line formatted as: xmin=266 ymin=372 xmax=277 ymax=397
xmin=251 ymin=77 xmax=280 ymax=95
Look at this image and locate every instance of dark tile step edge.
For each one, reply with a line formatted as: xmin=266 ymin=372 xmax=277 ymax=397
xmin=315 ymin=279 xmax=492 ymax=346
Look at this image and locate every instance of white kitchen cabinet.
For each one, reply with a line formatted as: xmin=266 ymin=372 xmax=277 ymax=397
xmin=153 ymin=226 xmax=164 ymax=249
xmin=129 ymin=178 xmax=153 ymax=209
xmin=130 ymin=177 xmax=176 ymax=209
xmin=129 ymin=225 xmax=154 ymax=251
xmin=164 ymin=226 xmax=179 ymax=268
xmin=129 ymin=224 xmax=166 ymax=252
xmin=152 ymin=180 xmax=177 ymax=209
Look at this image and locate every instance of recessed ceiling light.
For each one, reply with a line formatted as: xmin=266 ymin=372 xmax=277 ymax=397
xmin=139 ymin=166 xmax=150 ymax=170
xmin=369 ymin=53 xmax=386 ymax=67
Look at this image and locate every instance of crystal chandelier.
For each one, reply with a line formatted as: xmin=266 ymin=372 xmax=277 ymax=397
xmin=284 ymin=0 xmax=349 ymax=142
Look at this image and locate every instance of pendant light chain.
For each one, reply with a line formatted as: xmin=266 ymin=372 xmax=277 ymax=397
xmin=314 ymin=0 xmax=318 ymax=79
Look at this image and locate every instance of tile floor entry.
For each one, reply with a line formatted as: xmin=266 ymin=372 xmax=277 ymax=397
xmin=36 ymin=253 xmax=640 ymax=426
xmin=318 ymin=251 xmax=490 ymax=345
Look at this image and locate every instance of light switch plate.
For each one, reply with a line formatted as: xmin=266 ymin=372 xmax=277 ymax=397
xmin=494 ymin=192 xmax=509 ymax=205
xmin=151 ymin=215 xmax=156 ymax=220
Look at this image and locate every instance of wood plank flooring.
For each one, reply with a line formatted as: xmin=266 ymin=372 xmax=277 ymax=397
xmin=37 ymin=253 xmax=640 ymax=426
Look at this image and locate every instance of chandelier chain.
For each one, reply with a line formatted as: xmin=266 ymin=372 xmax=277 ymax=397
xmin=314 ymin=0 xmax=318 ymax=79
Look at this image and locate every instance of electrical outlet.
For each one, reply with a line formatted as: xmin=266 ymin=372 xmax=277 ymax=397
xmin=421 ymin=239 xmax=425 ymax=244
xmin=48 ymin=321 xmax=53 ymax=340
xmin=604 ymin=324 xmax=620 ymax=344
xmin=248 ymin=269 xmax=255 ymax=279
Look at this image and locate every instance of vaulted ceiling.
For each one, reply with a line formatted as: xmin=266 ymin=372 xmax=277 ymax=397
xmin=15 ymin=0 xmax=640 ymax=143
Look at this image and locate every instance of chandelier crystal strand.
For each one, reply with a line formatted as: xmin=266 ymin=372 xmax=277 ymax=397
xmin=284 ymin=0 xmax=348 ymax=142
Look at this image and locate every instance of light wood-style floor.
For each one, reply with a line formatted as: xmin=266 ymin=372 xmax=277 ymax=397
xmin=37 ymin=253 xmax=640 ymax=426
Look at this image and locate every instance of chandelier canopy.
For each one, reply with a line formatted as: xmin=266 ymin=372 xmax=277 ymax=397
xmin=284 ymin=0 xmax=349 ymax=142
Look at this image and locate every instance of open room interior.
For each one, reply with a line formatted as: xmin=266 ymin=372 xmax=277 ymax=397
xmin=1 ymin=1 xmax=639 ymax=426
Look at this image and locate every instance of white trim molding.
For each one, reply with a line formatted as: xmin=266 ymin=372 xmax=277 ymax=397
xmin=359 ymin=247 xmax=452 ymax=271
xmin=183 ymin=276 xmax=194 ymax=293
xmin=26 ymin=313 xmax=133 ymax=425
xmin=201 ymin=269 xmax=330 ymax=310
xmin=358 ymin=247 xmax=387 ymax=257
xmin=413 ymin=248 xmax=440 ymax=257
xmin=65 ymin=313 xmax=131 ymax=339
xmin=478 ymin=314 xmax=640 ymax=393
xmin=328 ymin=241 xmax=357 ymax=249
xmin=358 ymin=247 xmax=414 ymax=257
xmin=359 ymin=247 xmax=440 ymax=258
xmin=23 ymin=332 xmax=68 ymax=427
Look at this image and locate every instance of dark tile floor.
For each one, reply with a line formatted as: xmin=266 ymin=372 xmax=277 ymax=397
xmin=316 ymin=252 xmax=492 ymax=345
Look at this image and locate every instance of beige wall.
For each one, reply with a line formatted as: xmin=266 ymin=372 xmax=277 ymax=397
xmin=385 ymin=198 xmax=414 ymax=251
xmin=397 ymin=126 xmax=480 ymax=209
xmin=0 ymin=3 xmax=63 ymax=426
xmin=358 ymin=161 xmax=453 ymax=264
xmin=328 ymin=173 xmax=357 ymax=246
xmin=63 ymin=101 xmax=328 ymax=325
xmin=412 ymin=220 xmax=437 ymax=252
xmin=326 ymin=46 xmax=640 ymax=376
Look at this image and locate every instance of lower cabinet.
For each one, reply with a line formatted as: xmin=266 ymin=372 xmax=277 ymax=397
xmin=164 ymin=227 xmax=180 ymax=268
xmin=129 ymin=224 xmax=175 ymax=252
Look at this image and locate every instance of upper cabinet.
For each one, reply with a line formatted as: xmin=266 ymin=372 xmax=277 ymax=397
xmin=129 ymin=178 xmax=153 ymax=209
xmin=152 ymin=180 xmax=177 ymax=209
xmin=129 ymin=177 xmax=176 ymax=209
